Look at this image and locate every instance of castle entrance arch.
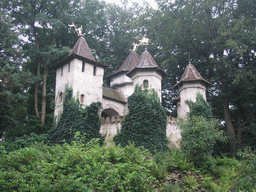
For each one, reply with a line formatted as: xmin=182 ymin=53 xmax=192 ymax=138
xmin=101 ymin=108 xmax=119 ymax=118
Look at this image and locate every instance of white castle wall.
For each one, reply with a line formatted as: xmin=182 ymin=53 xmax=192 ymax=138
xmin=100 ymin=116 xmax=181 ymax=148
xmin=178 ymin=82 xmax=206 ymax=118
xmin=54 ymin=58 xmax=104 ymax=117
xmin=131 ymin=70 xmax=162 ymax=102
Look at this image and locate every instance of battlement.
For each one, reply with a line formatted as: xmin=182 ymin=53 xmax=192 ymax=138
xmin=100 ymin=116 xmax=177 ymax=125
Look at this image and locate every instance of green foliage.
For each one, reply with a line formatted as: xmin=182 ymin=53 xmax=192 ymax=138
xmin=0 ymin=133 xmax=49 ymax=152
xmin=235 ymin=147 xmax=256 ymax=191
xmin=0 ymin=143 xmax=158 ymax=191
xmin=114 ymin=85 xmax=169 ymax=153
xmin=186 ymin=93 xmax=213 ymax=119
xmin=179 ymin=116 xmax=226 ymax=160
xmin=49 ymin=88 xmax=104 ymax=145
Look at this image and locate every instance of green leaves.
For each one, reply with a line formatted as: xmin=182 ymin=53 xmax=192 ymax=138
xmin=114 ymin=84 xmax=169 ymax=153
xmin=49 ymin=88 xmax=104 ymax=145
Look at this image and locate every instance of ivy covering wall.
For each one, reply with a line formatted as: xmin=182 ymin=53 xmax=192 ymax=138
xmin=50 ymin=88 xmax=104 ymax=144
xmin=114 ymin=85 xmax=169 ymax=153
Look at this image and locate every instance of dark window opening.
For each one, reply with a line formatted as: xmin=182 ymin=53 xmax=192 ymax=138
xmin=82 ymin=62 xmax=85 ymax=72
xmin=59 ymin=92 xmax=63 ymax=104
xmin=81 ymin=94 xmax=85 ymax=103
xmin=68 ymin=62 xmax=70 ymax=72
xmin=93 ymin=66 xmax=97 ymax=76
xmin=61 ymin=67 xmax=63 ymax=76
xmin=143 ymin=79 xmax=149 ymax=89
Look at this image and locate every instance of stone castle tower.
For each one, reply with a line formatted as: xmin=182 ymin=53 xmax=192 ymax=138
xmin=173 ymin=63 xmax=211 ymax=118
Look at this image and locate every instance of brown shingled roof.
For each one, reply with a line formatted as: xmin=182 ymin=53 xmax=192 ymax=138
xmin=173 ymin=63 xmax=211 ymax=88
xmin=126 ymin=50 xmax=167 ymax=77
xmin=103 ymin=86 xmax=126 ymax=104
xmin=107 ymin=51 xmax=139 ymax=78
xmin=53 ymin=37 xmax=108 ymax=69
xmin=69 ymin=36 xmax=95 ymax=61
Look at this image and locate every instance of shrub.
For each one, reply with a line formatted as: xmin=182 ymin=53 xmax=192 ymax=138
xmin=235 ymin=147 xmax=256 ymax=191
xmin=186 ymin=93 xmax=213 ymax=119
xmin=49 ymin=87 xmax=104 ymax=145
xmin=179 ymin=116 xmax=226 ymax=161
xmin=114 ymin=85 xmax=169 ymax=153
xmin=0 ymin=133 xmax=49 ymax=152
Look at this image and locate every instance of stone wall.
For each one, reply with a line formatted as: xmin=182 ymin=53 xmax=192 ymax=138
xmin=100 ymin=116 xmax=181 ymax=148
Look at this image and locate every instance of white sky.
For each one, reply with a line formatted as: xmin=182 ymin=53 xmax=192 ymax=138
xmin=103 ymin=0 xmax=158 ymax=9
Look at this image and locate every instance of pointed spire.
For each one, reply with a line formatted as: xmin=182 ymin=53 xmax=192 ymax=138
xmin=117 ymin=50 xmax=140 ymax=72
xmin=69 ymin=36 xmax=95 ymax=61
xmin=174 ymin=63 xmax=211 ymax=88
xmin=136 ymin=50 xmax=159 ymax=69
xmin=126 ymin=50 xmax=166 ymax=77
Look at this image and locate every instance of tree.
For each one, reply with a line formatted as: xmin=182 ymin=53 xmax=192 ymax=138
xmin=0 ymin=8 xmax=32 ymax=138
xmin=3 ymin=0 xmax=80 ymax=127
xmin=149 ymin=0 xmax=256 ymax=153
xmin=114 ymin=85 xmax=169 ymax=153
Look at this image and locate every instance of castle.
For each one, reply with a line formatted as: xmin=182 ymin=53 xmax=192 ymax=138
xmin=54 ymin=36 xmax=211 ymax=147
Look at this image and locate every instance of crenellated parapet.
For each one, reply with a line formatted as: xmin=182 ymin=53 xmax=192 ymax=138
xmin=100 ymin=116 xmax=181 ymax=148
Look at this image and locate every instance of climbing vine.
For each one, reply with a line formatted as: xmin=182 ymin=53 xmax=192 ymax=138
xmin=50 ymin=87 xmax=104 ymax=144
xmin=114 ymin=85 xmax=169 ymax=153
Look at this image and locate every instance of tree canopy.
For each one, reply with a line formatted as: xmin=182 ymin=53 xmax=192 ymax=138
xmin=1 ymin=0 xmax=255 ymax=152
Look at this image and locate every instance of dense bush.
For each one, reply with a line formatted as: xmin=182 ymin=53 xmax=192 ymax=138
xmin=0 ymin=133 xmax=49 ymax=152
xmin=114 ymin=85 xmax=169 ymax=153
xmin=180 ymin=93 xmax=227 ymax=160
xmin=235 ymin=147 xmax=256 ymax=190
xmin=49 ymin=88 xmax=104 ymax=145
xmin=179 ymin=116 xmax=226 ymax=160
xmin=0 ymin=142 xmax=246 ymax=191
xmin=186 ymin=93 xmax=213 ymax=119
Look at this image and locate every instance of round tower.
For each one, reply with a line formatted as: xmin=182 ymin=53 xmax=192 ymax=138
xmin=174 ymin=63 xmax=211 ymax=118
xmin=126 ymin=50 xmax=166 ymax=102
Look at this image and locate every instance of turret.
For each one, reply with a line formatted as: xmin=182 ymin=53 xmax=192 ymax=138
xmin=54 ymin=37 xmax=108 ymax=117
xmin=127 ymin=50 xmax=166 ymax=102
xmin=174 ymin=63 xmax=211 ymax=118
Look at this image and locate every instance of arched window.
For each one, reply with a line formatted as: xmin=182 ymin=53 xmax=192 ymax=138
xmin=59 ymin=92 xmax=63 ymax=104
xmin=80 ymin=94 xmax=85 ymax=103
xmin=143 ymin=79 xmax=149 ymax=89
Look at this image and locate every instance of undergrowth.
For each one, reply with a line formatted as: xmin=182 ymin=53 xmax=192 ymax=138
xmin=0 ymin=141 xmax=252 ymax=191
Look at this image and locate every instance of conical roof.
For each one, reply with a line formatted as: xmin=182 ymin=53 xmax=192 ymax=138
xmin=53 ymin=37 xmax=108 ymax=69
xmin=107 ymin=50 xmax=139 ymax=78
xmin=69 ymin=36 xmax=95 ymax=61
xmin=117 ymin=50 xmax=140 ymax=72
xmin=127 ymin=50 xmax=166 ymax=77
xmin=174 ymin=63 xmax=211 ymax=88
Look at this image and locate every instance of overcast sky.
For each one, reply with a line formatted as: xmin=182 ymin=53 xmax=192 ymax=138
xmin=103 ymin=0 xmax=158 ymax=9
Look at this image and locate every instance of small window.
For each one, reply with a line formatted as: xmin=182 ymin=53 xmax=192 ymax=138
xmin=143 ymin=79 xmax=149 ymax=89
xmin=81 ymin=94 xmax=85 ymax=103
xmin=59 ymin=92 xmax=63 ymax=104
xmin=61 ymin=67 xmax=63 ymax=76
xmin=93 ymin=66 xmax=97 ymax=76
xmin=82 ymin=62 xmax=85 ymax=72
xmin=68 ymin=62 xmax=70 ymax=72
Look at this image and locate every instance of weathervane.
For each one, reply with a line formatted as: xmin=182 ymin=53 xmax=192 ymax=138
xmin=68 ymin=22 xmax=85 ymax=36
xmin=132 ymin=37 xmax=150 ymax=51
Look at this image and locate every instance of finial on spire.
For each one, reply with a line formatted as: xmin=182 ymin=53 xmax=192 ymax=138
xmin=188 ymin=52 xmax=191 ymax=64
xmin=68 ymin=22 xmax=85 ymax=36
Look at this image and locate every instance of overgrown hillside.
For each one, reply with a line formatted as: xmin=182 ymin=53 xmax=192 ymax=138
xmin=0 ymin=140 xmax=255 ymax=191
